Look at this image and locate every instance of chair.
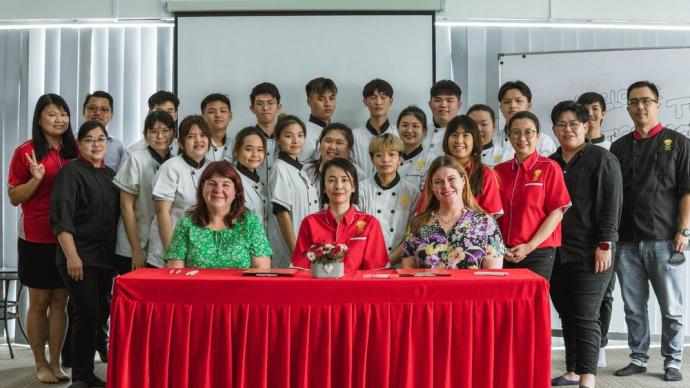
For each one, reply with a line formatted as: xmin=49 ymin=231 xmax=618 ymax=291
xmin=0 ymin=268 xmax=27 ymax=359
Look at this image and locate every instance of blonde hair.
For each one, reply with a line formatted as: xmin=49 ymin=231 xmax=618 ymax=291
xmin=409 ymin=156 xmax=484 ymax=235
xmin=368 ymin=133 xmax=403 ymax=159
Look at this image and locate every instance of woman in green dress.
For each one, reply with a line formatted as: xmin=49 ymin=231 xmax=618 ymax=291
xmin=164 ymin=161 xmax=272 ymax=269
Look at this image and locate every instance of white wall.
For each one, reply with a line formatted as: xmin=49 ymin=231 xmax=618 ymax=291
xmin=442 ymin=0 xmax=690 ymax=24
xmin=2 ymin=0 xmax=690 ymax=24
xmin=0 ymin=0 xmax=165 ymax=20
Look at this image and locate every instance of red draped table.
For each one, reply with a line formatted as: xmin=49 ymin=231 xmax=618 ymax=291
xmin=107 ymin=269 xmax=550 ymax=388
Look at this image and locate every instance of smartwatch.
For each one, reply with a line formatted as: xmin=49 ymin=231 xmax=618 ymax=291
xmin=678 ymin=228 xmax=690 ymax=238
xmin=598 ymin=242 xmax=611 ymax=251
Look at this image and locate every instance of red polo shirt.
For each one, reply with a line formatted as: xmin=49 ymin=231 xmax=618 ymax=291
xmin=415 ymin=164 xmax=504 ymax=216
xmin=494 ymin=151 xmax=571 ymax=248
xmin=8 ymin=140 xmax=71 ymax=243
xmin=291 ymin=206 xmax=389 ymax=270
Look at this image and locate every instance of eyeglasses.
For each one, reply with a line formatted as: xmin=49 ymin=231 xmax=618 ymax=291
xmin=81 ymin=137 xmax=108 ymax=145
xmin=554 ymin=121 xmax=584 ymax=131
xmin=85 ymin=105 xmax=112 ymax=114
xmin=509 ymin=129 xmax=537 ymax=139
xmin=147 ymin=128 xmax=173 ymax=137
xmin=627 ymin=98 xmax=657 ymax=107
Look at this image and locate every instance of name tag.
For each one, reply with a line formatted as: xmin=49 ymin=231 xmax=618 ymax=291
xmin=350 ymin=237 xmax=367 ymax=241
xmin=524 ymin=182 xmax=543 ymax=187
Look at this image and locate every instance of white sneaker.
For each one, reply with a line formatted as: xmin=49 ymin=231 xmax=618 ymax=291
xmin=597 ymin=348 xmax=606 ymax=368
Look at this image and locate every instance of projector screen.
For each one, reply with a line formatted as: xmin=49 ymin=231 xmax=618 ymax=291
xmin=175 ymin=12 xmax=435 ymax=130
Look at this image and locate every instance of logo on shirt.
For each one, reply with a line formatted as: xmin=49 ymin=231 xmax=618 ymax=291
xmin=664 ymin=139 xmax=673 ymax=151
xmin=415 ymin=160 xmax=426 ymax=171
xmin=401 ymin=194 xmax=410 ymax=207
xmin=533 ymin=169 xmax=542 ymax=181
xmin=355 ymin=220 xmax=367 ymax=234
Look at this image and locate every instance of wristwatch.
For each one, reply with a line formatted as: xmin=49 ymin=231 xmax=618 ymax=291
xmin=679 ymin=228 xmax=690 ymax=237
xmin=598 ymin=242 xmax=611 ymax=251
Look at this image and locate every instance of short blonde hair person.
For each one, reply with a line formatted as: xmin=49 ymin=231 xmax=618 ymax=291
xmin=368 ymin=132 xmax=403 ymax=159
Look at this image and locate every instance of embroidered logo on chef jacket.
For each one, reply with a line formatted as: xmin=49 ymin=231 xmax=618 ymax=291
xmin=494 ymin=154 xmax=502 ymax=164
xmin=416 ymin=159 xmax=426 ymax=171
xmin=401 ymin=194 xmax=410 ymax=207
xmin=533 ymin=169 xmax=542 ymax=181
xmin=664 ymin=138 xmax=673 ymax=151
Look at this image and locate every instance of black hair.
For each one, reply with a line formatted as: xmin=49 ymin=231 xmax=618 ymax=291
xmin=466 ymin=104 xmax=496 ymax=123
xmin=508 ymin=111 xmax=541 ymax=133
xmin=31 ymin=93 xmax=78 ymax=161
xmin=319 ymin=157 xmax=359 ymax=207
xmin=429 ymin=80 xmax=461 ymax=99
xmin=148 ymin=90 xmax=180 ymax=110
xmin=576 ymin=92 xmax=607 ymax=112
xmin=200 ymin=93 xmax=231 ymax=112
xmin=498 ymin=80 xmax=532 ymax=102
xmin=443 ymin=115 xmax=484 ymax=196
xmin=305 ymin=77 xmax=338 ymax=97
xmin=143 ymin=110 xmax=176 ymax=135
xmin=82 ymin=90 xmax=113 ymax=112
xmin=275 ymin=114 xmax=306 ymax=140
xmin=309 ymin=123 xmax=354 ymax=183
xmin=232 ymin=126 xmax=268 ymax=160
xmin=178 ymin=115 xmax=212 ymax=155
xmin=362 ymin=78 xmax=394 ymax=98
xmin=396 ymin=105 xmax=428 ymax=129
xmin=77 ymin=120 xmax=108 ymax=140
xmin=627 ymin=80 xmax=659 ymax=101
xmin=550 ymin=100 xmax=588 ymax=126
xmin=250 ymin=82 xmax=281 ymax=104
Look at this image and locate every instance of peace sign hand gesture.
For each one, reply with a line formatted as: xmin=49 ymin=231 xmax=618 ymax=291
xmin=25 ymin=150 xmax=46 ymax=182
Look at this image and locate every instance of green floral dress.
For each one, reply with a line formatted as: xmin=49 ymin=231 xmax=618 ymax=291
xmin=164 ymin=211 xmax=273 ymax=269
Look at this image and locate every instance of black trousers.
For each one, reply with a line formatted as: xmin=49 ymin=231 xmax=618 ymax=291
xmin=58 ymin=265 xmax=114 ymax=382
xmin=550 ymin=256 xmax=613 ymax=375
xmin=598 ymin=265 xmax=616 ymax=348
xmin=503 ymin=247 xmax=556 ymax=280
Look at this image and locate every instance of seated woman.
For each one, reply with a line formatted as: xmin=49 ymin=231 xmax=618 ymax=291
xmin=291 ymin=158 xmax=389 ymax=271
xmin=402 ymin=156 xmax=505 ymax=269
xmin=164 ymin=161 xmax=272 ymax=269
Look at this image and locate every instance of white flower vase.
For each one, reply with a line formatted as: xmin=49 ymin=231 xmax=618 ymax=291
xmin=311 ymin=262 xmax=344 ymax=279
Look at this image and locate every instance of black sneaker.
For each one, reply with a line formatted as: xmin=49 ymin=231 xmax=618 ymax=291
xmin=87 ymin=374 xmax=106 ymax=387
xmin=615 ymin=363 xmax=647 ymax=376
xmin=664 ymin=368 xmax=683 ymax=381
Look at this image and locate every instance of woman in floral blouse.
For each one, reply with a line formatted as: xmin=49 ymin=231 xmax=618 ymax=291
xmin=401 ymin=156 xmax=505 ymax=269
xmin=164 ymin=161 xmax=272 ymax=269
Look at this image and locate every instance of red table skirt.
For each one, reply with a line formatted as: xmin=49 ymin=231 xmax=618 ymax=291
xmin=107 ymin=269 xmax=550 ymax=388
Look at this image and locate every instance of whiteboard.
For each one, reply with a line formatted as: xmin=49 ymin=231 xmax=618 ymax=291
xmin=500 ymin=47 xmax=690 ymax=339
xmin=175 ymin=13 xmax=434 ymax=130
xmin=498 ymin=47 xmax=690 ymax=142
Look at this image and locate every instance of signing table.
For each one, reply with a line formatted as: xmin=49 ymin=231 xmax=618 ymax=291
xmin=107 ymin=269 xmax=550 ymax=388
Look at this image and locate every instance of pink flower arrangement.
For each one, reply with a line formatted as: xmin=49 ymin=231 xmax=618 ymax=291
xmin=306 ymin=242 xmax=348 ymax=264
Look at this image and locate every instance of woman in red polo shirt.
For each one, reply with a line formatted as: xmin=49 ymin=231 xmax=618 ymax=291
xmin=416 ymin=115 xmax=503 ymax=217
xmin=292 ymin=158 xmax=389 ymax=271
xmin=493 ymin=111 xmax=571 ymax=280
xmin=7 ymin=94 xmax=77 ymax=383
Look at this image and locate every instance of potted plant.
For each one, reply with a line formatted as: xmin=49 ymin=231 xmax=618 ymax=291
xmin=306 ymin=242 xmax=348 ymax=278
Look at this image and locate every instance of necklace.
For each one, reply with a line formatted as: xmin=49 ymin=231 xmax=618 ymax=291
xmin=435 ymin=207 xmax=466 ymax=225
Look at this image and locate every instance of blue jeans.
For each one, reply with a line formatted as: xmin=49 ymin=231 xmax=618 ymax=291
xmin=616 ymin=241 xmax=684 ymax=369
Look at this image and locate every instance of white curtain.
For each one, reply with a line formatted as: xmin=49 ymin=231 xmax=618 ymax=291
xmin=0 ymin=24 xmax=173 ymax=269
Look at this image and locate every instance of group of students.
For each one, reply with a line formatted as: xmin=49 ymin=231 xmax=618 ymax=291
xmin=8 ymin=76 xmax=689 ymax=388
